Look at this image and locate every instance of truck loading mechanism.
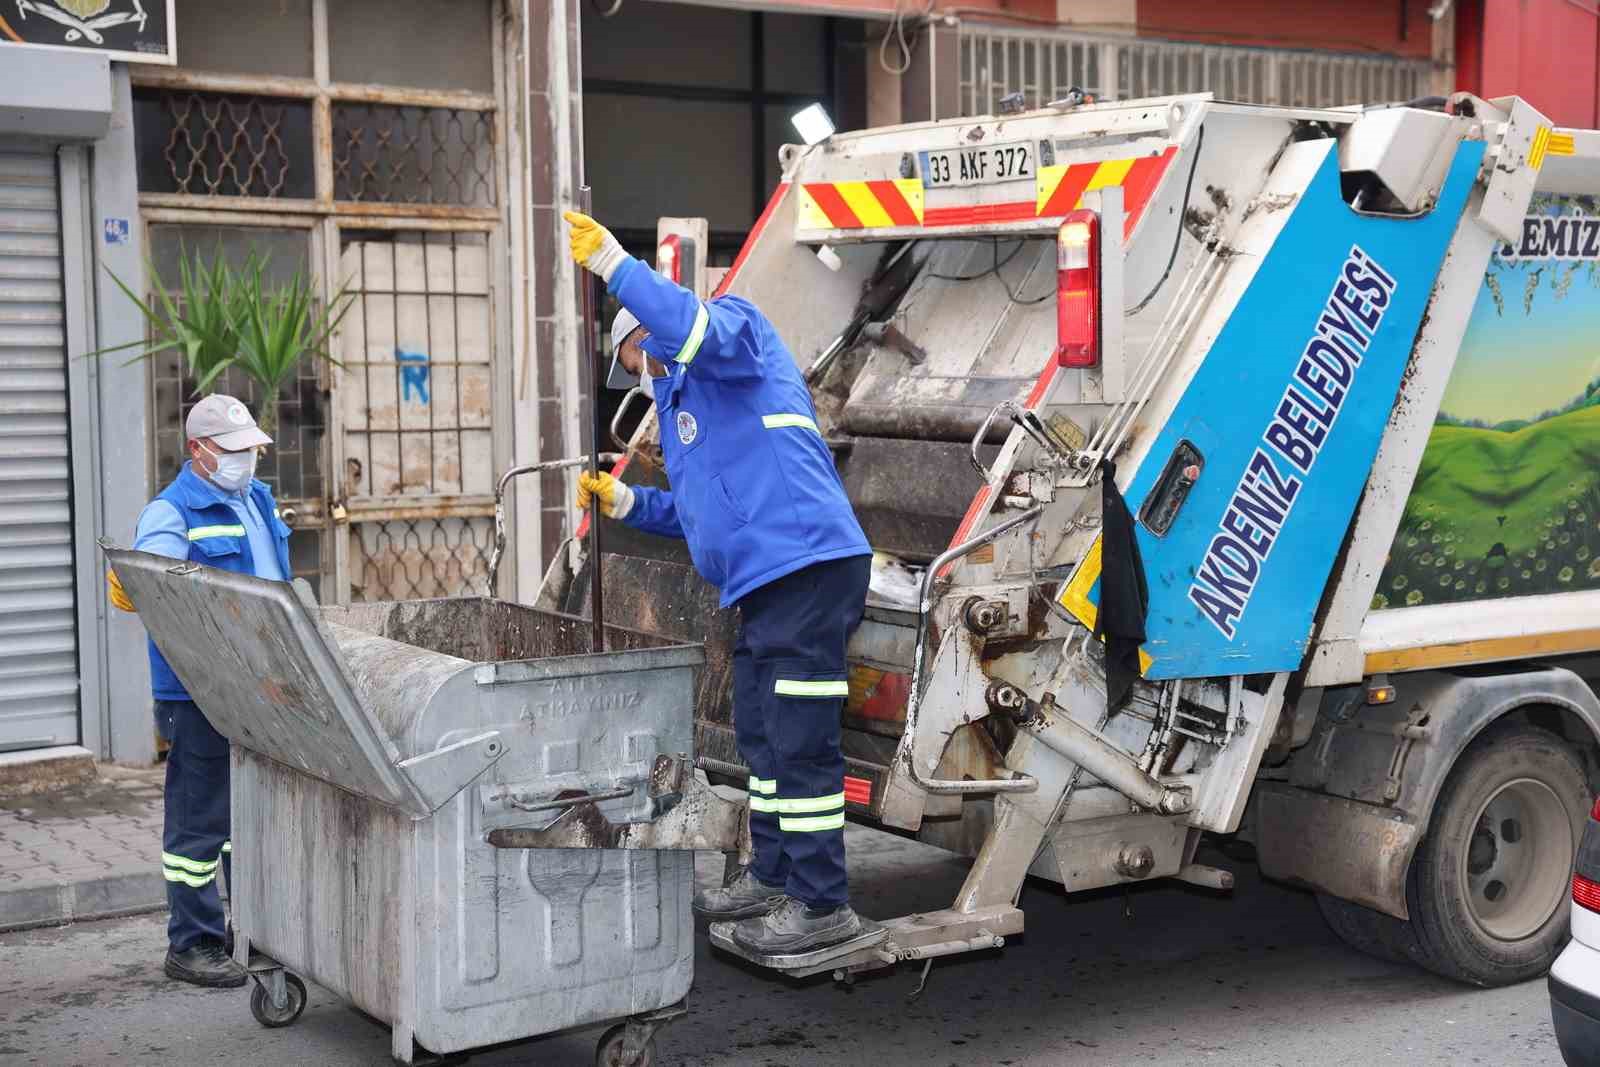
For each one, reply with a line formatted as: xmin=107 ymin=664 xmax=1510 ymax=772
xmin=558 ymin=89 xmax=1600 ymax=990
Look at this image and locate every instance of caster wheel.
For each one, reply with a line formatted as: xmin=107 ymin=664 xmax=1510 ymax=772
xmin=249 ymin=972 xmax=307 ymax=1028
xmin=595 ymin=1022 xmax=656 ymax=1067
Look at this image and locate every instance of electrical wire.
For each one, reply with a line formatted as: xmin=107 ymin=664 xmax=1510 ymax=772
xmin=927 ymin=238 xmax=1052 ymax=305
xmin=590 ymin=0 xmax=624 ymax=16
xmin=1125 ymin=124 xmax=1205 ymax=316
xmin=927 ymin=237 xmax=1025 ymax=281
xmin=879 ymin=0 xmax=937 ymax=75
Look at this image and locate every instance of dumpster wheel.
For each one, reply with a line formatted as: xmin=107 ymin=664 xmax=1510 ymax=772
xmin=249 ymin=972 xmax=307 ymax=1028
xmin=594 ymin=1023 xmax=655 ymax=1066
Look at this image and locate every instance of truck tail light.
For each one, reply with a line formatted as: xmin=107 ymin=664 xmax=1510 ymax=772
xmin=1574 ymin=795 xmax=1600 ymax=913
xmin=1574 ymin=872 xmax=1600 ymax=914
xmin=1056 ymin=210 xmax=1100 ymax=368
xmin=657 ymin=235 xmax=682 ymax=284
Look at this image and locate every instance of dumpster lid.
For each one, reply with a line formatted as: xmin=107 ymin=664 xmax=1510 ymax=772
xmin=105 ymin=545 xmax=437 ymax=816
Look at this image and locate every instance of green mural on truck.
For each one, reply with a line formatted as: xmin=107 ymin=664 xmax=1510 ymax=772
xmin=1376 ymin=194 xmax=1600 ymax=610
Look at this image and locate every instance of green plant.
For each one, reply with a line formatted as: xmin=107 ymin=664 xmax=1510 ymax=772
xmin=225 ymin=257 xmax=355 ymax=437
xmin=91 ymin=246 xmax=354 ymax=438
xmin=90 ymin=245 xmax=241 ymax=390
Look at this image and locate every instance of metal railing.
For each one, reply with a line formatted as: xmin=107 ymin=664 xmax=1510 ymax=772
xmin=955 ymin=23 xmax=1434 ymax=117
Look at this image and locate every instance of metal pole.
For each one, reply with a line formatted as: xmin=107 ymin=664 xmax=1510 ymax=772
xmin=578 ymin=185 xmax=605 ymax=652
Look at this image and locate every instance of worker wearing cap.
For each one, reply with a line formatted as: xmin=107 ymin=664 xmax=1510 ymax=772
xmin=565 ymin=210 xmax=872 ymax=957
xmin=105 ymin=395 xmax=290 ymax=988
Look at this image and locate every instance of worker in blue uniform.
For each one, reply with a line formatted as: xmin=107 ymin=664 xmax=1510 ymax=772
xmin=566 ymin=210 xmax=873 ymax=956
xmin=106 ymin=394 xmax=291 ymax=987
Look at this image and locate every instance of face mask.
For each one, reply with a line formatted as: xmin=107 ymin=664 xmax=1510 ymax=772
xmin=638 ymin=359 xmax=653 ymax=388
xmin=201 ymin=443 xmax=258 ymax=492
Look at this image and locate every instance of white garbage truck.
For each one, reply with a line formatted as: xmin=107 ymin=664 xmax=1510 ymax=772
xmin=536 ymin=89 xmax=1600 ymax=987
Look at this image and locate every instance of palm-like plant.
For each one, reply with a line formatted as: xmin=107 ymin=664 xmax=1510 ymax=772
xmin=94 ymin=246 xmax=355 ymax=437
xmin=225 ymin=257 xmax=355 ymax=438
xmin=95 ymin=246 xmax=240 ymax=392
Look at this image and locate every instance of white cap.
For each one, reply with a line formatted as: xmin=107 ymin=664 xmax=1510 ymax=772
xmin=607 ymin=308 xmax=645 ymax=389
xmin=185 ymin=394 xmax=272 ymax=449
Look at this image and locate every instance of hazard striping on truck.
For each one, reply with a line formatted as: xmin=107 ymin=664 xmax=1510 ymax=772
xmin=798 ymin=179 xmax=925 ymax=229
xmin=797 ymin=146 xmax=1175 ymax=236
xmin=1188 ymin=245 xmax=1400 ymax=640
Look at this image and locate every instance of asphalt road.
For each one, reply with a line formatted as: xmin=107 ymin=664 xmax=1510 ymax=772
xmin=0 ymin=826 xmax=1562 ymax=1066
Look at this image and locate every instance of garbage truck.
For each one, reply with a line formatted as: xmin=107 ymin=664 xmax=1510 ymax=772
xmin=533 ymin=88 xmax=1600 ymax=986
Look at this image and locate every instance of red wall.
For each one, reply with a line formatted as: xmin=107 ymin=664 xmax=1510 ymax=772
xmin=1137 ymin=0 xmax=1433 ymax=59
xmin=1460 ymin=0 xmax=1598 ymax=127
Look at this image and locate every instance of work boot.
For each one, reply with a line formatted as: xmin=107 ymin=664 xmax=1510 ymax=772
xmin=693 ymin=867 xmax=786 ymax=920
xmin=165 ymin=936 xmax=247 ymax=988
xmin=731 ymin=896 xmax=862 ymax=955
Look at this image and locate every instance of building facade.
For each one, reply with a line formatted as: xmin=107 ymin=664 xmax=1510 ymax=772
xmin=0 ymin=0 xmax=588 ymax=766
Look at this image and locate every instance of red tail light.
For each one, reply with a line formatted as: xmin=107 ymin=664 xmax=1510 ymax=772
xmin=657 ymin=234 xmax=682 ymax=284
xmin=1591 ymin=794 xmax=1600 ymax=821
xmin=1575 ymin=872 xmax=1600 ymax=914
xmin=1056 ymin=210 xmax=1100 ymax=368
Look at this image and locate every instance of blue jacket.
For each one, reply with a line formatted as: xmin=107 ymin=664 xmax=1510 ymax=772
xmin=140 ymin=464 xmax=292 ymax=701
xmin=611 ymin=257 xmax=870 ymax=607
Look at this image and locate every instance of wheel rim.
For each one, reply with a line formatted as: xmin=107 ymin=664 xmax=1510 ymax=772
xmin=1458 ymin=776 xmax=1573 ymax=942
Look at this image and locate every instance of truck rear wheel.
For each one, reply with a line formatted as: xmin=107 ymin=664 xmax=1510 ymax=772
xmin=1315 ymin=892 xmax=1422 ymax=966
xmin=1408 ymin=724 xmax=1587 ymax=986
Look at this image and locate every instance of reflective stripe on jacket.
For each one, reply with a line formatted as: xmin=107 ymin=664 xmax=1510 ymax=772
xmin=144 ymin=464 xmax=292 ymax=701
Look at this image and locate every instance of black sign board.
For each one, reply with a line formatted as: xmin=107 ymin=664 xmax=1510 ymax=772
xmin=0 ymin=0 xmax=174 ymax=64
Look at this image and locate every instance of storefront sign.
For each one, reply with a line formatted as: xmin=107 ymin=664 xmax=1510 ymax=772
xmin=0 ymin=0 xmax=174 ymax=64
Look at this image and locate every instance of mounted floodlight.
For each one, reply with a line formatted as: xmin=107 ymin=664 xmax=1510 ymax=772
xmin=791 ymin=103 xmax=835 ymax=147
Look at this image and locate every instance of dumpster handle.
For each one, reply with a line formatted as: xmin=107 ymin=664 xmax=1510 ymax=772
xmin=610 ymin=385 xmax=652 ymax=453
xmin=498 ymin=783 xmax=634 ymax=814
xmin=487 ymin=453 xmax=622 ymax=595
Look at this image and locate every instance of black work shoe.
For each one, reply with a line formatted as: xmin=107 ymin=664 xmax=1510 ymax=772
xmin=693 ymin=867 xmax=786 ymax=920
xmin=731 ymin=896 xmax=862 ymax=955
xmin=165 ymin=937 xmax=247 ymax=988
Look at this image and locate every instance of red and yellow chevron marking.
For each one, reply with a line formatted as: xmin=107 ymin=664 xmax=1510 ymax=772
xmin=798 ymin=146 xmax=1177 ymax=234
xmin=1035 ymin=146 xmax=1178 ymax=236
xmin=799 ymin=179 xmax=924 ymax=229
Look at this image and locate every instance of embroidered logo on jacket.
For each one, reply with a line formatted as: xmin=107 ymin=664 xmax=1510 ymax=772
xmin=677 ymin=411 xmax=698 ymax=445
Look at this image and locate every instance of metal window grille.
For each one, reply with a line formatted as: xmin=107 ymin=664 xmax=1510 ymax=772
xmin=339 ymin=231 xmax=494 ymax=500
xmin=129 ymin=0 xmax=511 ymax=606
xmin=133 ymin=89 xmax=314 ymax=199
xmin=955 ymin=24 xmax=1433 ymax=117
xmin=350 ymin=516 xmax=493 ymax=602
xmin=332 ymin=104 xmax=497 ymax=207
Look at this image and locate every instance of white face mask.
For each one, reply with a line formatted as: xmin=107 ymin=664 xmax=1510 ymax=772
xmin=638 ymin=359 xmax=653 ymax=388
xmin=201 ymin=443 xmax=258 ymax=492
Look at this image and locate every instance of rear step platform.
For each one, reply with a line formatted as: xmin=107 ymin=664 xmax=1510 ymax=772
xmin=708 ymin=916 xmax=889 ymax=977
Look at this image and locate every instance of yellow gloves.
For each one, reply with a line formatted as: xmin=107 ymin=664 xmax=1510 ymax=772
xmin=106 ymin=568 xmax=135 ymax=613
xmin=563 ymin=210 xmax=626 ymax=283
xmin=576 ymin=470 xmax=635 ymax=520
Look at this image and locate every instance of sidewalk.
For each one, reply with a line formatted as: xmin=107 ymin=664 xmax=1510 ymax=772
xmin=0 ymin=763 xmax=168 ymax=932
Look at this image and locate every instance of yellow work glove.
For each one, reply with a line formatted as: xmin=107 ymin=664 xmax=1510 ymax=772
xmin=106 ymin=568 xmax=135 ymax=613
xmin=563 ymin=210 xmax=627 ymax=284
xmin=576 ymin=470 xmax=635 ymax=520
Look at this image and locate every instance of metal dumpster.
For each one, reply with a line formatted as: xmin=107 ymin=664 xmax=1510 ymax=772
xmin=105 ymin=546 xmax=713 ymax=1066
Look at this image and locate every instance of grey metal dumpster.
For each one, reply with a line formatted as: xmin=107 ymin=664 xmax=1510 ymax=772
xmin=105 ymin=546 xmax=713 ymax=1066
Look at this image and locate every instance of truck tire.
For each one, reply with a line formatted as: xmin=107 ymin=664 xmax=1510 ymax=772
xmin=1315 ymin=892 xmax=1423 ymax=966
xmin=1407 ymin=723 xmax=1588 ymax=987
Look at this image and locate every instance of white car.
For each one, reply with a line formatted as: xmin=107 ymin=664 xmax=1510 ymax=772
xmin=1551 ymin=796 xmax=1600 ymax=1066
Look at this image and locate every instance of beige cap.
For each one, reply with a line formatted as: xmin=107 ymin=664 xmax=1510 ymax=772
xmin=185 ymin=394 xmax=272 ymax=450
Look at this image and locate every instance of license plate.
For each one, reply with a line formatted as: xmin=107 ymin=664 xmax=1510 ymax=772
xmin=919 ymin=141 xmax=1035 ymax=189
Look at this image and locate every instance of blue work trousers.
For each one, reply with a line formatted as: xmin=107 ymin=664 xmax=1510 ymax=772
xmin=156 ymin=700 xmax=231 ymax=951
xmin=733 ymin=554 xmax=870 ymax=909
